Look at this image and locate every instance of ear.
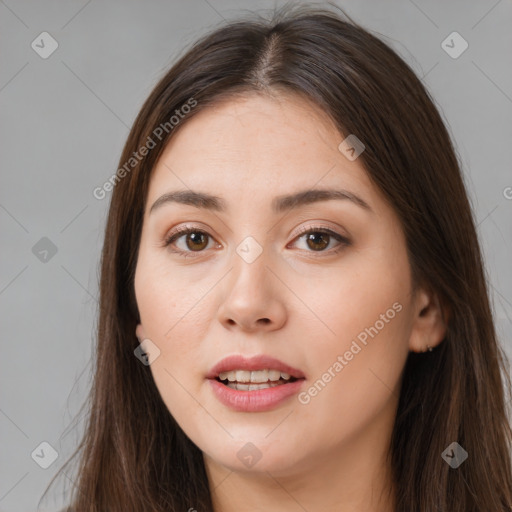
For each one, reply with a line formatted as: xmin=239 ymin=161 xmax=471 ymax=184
xmin=135 ymin=323 xmax=146 ymax=342
xmin=409 ymin=285 xmax=448 ymax=353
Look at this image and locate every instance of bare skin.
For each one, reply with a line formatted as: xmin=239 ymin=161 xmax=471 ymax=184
xmin=134 ymin=92 xmax=447 ymax=511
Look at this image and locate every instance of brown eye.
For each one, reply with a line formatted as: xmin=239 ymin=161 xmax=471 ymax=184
xmin=164 ymin=225 xmax=350 ymax=259
xmin=304 ymin=232 xmax=330 ymax=251
xmin=291 ymin=226 xmax=351 ymax=255
xmin=164 ymin=227 xmax=216 ymax=256
xmin=184 ymin=231 xmax=209 ymax=251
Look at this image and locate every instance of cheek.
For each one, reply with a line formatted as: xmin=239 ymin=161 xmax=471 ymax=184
xmin=135 ymin=274 xmax=207 ymax=429
xmin=293 ymin=302 xmax=410 ymax=453
xmin=291 ymin=242 xmax=410 ymax=349
xmin=294 ymin=244 xmax=412 ymax=433
xmin=134 ymin=250 xmax=215 ymax=409
xmin=135 ymin=247 xmax=213 ymax=339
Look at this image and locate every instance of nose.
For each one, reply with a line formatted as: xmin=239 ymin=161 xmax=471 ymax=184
xmin=216 ymin=249 xmax=287 ymax=333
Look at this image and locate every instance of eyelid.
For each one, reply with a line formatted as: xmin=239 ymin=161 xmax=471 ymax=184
xmin=292 ymin=223 xmax=349 ymax=241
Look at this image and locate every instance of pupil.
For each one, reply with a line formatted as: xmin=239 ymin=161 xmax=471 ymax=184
xmin=187 ymin=232 xmax=207 ymax=251
xmin=307 ymin=233 xmax=329 ymax=251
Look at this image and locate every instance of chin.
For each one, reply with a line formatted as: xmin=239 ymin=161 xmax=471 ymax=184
xmin=204 ymin=437 xmax=304 ymax=475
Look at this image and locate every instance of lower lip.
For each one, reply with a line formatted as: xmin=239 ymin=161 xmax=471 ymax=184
xmin=207 ymin=378 xmax=305 ymax=412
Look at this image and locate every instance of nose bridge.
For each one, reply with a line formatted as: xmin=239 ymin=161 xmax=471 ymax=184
xmin=230 ymin=234 xmax=273 ymax=298
xmin=225 ymin=203 xmax=290 ymax=294
xmin=226 ymin=202 xmax=275 ymax=275
xmin=217 ymin=232 xmax=287 ymax=331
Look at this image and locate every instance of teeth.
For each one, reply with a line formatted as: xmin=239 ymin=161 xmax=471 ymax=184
xmin=226 ymin=381 xmax=283 ymax=390
xmin=268 ymin=370 xmax=282 ymax=381
xmin=218 ymin=369 xmax=293 ymax=383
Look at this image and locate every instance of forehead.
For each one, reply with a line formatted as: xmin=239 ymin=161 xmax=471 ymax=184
xmin=146 ymin=92 xmax=379 ymax=213
xmin=157 ymin=92 xmax=339 ymax=163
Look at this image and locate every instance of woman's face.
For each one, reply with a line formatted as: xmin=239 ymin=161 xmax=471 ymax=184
xmin=134 ymin=93 xmax=437 ymax=478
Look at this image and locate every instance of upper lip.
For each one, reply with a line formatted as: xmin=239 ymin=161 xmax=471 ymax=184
xmin=207 ymin=354 xmax=306 ymax=380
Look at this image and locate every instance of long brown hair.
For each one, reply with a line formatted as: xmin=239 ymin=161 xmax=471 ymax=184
xmin=42 ymin=4 xmax=512 ymax=511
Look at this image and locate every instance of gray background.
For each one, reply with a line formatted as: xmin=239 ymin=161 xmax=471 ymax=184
xmin=1 ymin=0 xmax=511 ymax=510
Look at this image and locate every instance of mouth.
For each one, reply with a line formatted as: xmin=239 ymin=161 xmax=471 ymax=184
xmin=214 ymin=370 xmax=302 ymax=391
xmin=206 ymin=354 xmax=306 ymax=411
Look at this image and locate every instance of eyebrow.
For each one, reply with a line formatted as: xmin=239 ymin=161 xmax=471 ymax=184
xmin=149 ymin=188 xmax=372 ymax=215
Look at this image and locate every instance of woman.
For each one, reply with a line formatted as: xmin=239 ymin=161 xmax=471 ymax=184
xmin=44 ymin=4 xmax=512 ymax=511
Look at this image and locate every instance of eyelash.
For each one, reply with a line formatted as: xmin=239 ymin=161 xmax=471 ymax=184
xmin=163 ymin=224 xmax=351 ymax=259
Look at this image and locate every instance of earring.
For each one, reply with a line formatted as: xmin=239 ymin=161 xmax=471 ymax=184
xmin=424 ymin=345 xmax=433 ymax=352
